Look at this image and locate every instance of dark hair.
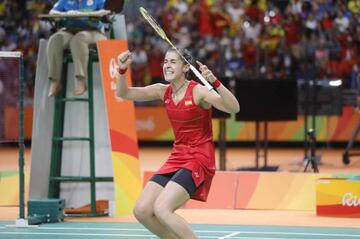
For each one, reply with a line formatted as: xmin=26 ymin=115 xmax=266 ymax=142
xmin=167 ymin=47 xmax=194 ymax=65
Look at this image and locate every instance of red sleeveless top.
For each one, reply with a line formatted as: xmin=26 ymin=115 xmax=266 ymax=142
xmin=157 ymin=80 xmax=216 ymax=201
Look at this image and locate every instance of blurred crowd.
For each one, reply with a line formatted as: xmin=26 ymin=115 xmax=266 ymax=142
xmin=0 ymin=0 xmax=360 ymax=103
xmin=0 ymin=0 xmax=53 ymax=105
xmin=126 ymin=0 xmax=360 ymax=89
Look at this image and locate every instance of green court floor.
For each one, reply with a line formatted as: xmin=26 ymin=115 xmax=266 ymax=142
xmin=0 ymin=221 xmax=359 ymax=239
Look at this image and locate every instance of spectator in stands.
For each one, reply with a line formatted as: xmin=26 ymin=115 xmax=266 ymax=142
xmin=209 ymin=2 xmax=231 ymax=37
xmin=245 ymin=0 xmax=264 ymax=22
xmin=148 ymin=47 xmax=164 ymax=84
xmin=197 ymin=0 xmax=214 ymax=37
xmin=304 ymin=13 xmax=319 ymax=38
xmin=242 ymin=37 xmax=257 ymax=78
xmin=348 ymin=0 xmax=360 ymax=15
xmin=326 ymin=52 xmax=343 ymax=80
xmin=314 ymin=37 xmax=329 ymax=77
xmin=0 ymin=78 xmax=3 ymax=138
xmin=225 ymin=0 xmax=245 ymax=35
xmin=350 ymin=57 xmax=360 ymax=111
xmin=47 ymin=0 xmax=107 ymax=97
xmin=334 ymin=10 xmax=350 ymax=33
xmin=131 ymin=45 xmax=148 ymax=87
xmin=283 ymin=13 xmax=301 ymax=59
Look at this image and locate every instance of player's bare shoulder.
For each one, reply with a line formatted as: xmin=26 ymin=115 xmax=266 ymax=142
xmin=150 ymin=82 xmax=169 ymax=100
xmin=193 ymin=83 xmax=211 ymax=108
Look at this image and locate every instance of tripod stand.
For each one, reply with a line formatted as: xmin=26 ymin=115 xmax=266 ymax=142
xmin=304 ymin=129 xmax=319 ymax=173
xmin=300 ymin=64 xmax=319 ymax=167
xmin=342 ymin=119 xmax=360 ymax=165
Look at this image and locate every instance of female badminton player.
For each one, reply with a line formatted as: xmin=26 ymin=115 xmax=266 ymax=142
xmin=116 ymin=48 xmax=240 ymax=239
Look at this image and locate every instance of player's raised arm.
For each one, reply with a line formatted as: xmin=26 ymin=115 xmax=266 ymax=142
xmin=195 ymin=61 xmax=240 ymax=114
xmin=116 ymin=50 xmax=165 ymax=102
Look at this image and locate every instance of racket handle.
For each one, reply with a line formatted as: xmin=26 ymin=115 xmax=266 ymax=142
xmin=190 ymin=65 xmax=213 ymax=91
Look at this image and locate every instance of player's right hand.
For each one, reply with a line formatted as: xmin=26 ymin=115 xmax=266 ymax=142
xmin=117 ymin=50 xmax=132 ymax=70
xmin=196 ymin=60 xmax=216 ymax=83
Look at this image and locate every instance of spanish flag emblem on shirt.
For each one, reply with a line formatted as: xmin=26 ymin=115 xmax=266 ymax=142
xmin=185 ymin=100 xmax=193 ymax=106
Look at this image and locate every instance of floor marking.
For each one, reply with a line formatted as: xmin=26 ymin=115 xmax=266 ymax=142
xmin=0 ymin=233 xmax=341 ymax=239
xmin=34 ymin=227 xmax=360 ymax=237
xmin=225 ymin=237 xmax=297 ymax=239
xmin=227 ymin=231 xmax=360 ymax=237
xmin=219 ymin=231 xmax=241 ymax=238
xmin=1 ymin=231 xmax=360 ymax=239
xmin=38 ymin=227 xmax=148 ymax=231
xmin=2 ymin=226 xmax=359 ymax=238
xmin=0 ymin=232 xmax=155 ymax=237
xmin=0 ymin=233 xmax=224 ymax=239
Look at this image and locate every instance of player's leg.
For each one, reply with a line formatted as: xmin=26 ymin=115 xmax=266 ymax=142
xmin=47 ymin=30 xmax=73 ymax=96
xmin=134 ymin=177 xmax=180 ymax=239
xmin=153 ymin=169 xmax=198 ymax=239
xmin=70 ymin=30 xmax=106 ymax=95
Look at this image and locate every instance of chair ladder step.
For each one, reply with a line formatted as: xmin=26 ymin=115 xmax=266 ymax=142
xmin=50 ymin=176 xmax=113 ymax=182
xmin=52 ymin=137 xmax=91 ymax=141
xmin=56 ymin=97 xmax=90 ymax=103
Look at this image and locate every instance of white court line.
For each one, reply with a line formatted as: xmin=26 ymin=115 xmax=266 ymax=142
xmin=225 ymin=237 xmax=299 ymax=239
xmin=0 ymin=232 xmax=214 ymax=239
xmin=35 ymin=227 xmax=360 ymax=238
xmin=208 ymin=237 xmax=291 ymax=239
xmin=224 ymin=231 xmax=360 ymax=238
xmin=0 ymin=232 xmax=321 ymax=239
xmin=1 ymin=227 xmax=359 ymax=238
xmin=219 ymin=231 xmax=241 ymax=238
xmin=34 ymin=227 xmax=360 ymax=238
xmin=38 ymin=227 xmax=148 ymax=231
xmin=9 ymin=226 xmax=359 ymax=238
xmin=0 ymin=232 xmax=155 ymax=237
xmin=0 ymin=232 xmax=359 ymax=239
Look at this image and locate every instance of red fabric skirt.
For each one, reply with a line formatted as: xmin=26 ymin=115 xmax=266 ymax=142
xmin=156 ymin=141 xmax=215 ymax=201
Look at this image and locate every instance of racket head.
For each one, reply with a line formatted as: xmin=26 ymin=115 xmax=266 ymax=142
xmin=139 ymin=7 xmax=213 ymax=91
xmin=139 ymin=7 xmax=167 ymax=40
xmin=139 ymin=7 xmax=188 ymax=63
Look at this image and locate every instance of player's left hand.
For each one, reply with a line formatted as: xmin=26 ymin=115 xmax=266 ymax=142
xmin=196 ymin=61 xmax=216 ymax=83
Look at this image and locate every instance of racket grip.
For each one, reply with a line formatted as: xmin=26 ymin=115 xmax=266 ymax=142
xmin=190 ymin=65 xmax=213 ymax=91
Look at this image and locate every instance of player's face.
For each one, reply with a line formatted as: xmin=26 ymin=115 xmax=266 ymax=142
xmin=163 ymin=51 xmax=186 ymax=82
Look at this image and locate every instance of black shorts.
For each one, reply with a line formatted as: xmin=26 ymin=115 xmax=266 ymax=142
xmin=150 ymin=168 xmax=196 ymax=196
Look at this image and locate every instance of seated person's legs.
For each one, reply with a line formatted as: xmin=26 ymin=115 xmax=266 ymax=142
xmin=47 ymin=31 xmax=73 ymax=97
xmin=70 ymin=30 xmax=107 ymax=96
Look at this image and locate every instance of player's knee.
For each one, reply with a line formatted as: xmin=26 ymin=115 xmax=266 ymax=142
xmin=153 ymin=200 xmax=171 ymax=223
xmin=133 ymin=202 xmax=153 ymax=222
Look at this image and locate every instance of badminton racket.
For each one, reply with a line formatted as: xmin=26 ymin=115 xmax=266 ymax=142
xmin=139 ymin=7 xmax=213 ymax=91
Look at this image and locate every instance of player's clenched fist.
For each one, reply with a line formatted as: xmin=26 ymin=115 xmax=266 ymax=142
xmin=117 ymin=50 xmax=133 ymax=70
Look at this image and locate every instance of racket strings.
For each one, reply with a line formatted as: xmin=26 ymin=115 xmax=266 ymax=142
xmin=140 ymin=8 xmax=187 ymax=63
xmin=140 ymin=8 xmax=166 ymax=39
xmin=138 ymin=7 xmax=213 ymax=90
